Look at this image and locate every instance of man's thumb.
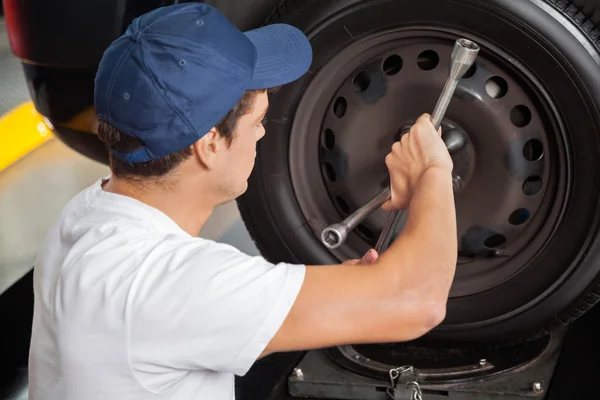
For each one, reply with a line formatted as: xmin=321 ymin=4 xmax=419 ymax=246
xmin=381 ymin=200 xmax=393 ymax=212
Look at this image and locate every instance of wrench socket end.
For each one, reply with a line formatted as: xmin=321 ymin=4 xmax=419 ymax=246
xmin=450 ymin=39 xmax=481 ymax=80
xmin=321 ymin=224 xmax=347 ymax=249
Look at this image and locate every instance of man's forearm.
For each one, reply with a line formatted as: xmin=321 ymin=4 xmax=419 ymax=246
xmin=269 ymin=168 xmax=459 ymax=351
xmin=379 ymin=167 xmax=458 ymax=300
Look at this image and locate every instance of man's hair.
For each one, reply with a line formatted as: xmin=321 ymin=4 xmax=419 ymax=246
xmin=97 ymin=88 xmax=270 ymax=182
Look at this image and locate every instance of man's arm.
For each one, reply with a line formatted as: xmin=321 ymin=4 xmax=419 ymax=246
xmin=263 ymin=167 xmax=457 ymax=355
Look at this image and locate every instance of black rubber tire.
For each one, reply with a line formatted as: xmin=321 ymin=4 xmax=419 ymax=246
xmin=236 ymin=0 xmax=600 ymax=346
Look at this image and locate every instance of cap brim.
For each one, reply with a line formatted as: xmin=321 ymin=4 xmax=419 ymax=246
xmin=243 ymin=23 xmax=312 ymax=90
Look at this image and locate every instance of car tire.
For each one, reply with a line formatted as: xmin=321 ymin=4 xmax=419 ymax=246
xmin=236 ymin=0 xmax=600 ymax=346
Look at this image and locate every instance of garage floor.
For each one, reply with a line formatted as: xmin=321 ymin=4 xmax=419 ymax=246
xmin=0 ymin=15 xmax=258 ymax=399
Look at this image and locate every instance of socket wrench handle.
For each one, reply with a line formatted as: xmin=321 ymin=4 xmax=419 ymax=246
xmin=376 ymin=38 xmax=480 ymax=253
xmin=321 ymin=187 xmax=391 ymax=249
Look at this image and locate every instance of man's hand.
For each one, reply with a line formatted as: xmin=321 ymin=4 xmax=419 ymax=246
xmin=383 ymin=113 xmax=453 ymax=211
xmin=342 ymin=249 xmax=379 ymax=266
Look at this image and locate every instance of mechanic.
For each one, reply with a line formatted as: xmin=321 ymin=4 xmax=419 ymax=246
xmin=28 ymin=3 xmax=457 ymax=400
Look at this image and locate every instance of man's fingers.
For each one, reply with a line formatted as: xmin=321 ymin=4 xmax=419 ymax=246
xmin=416 ymin=113 xmax=431 ymax=123
xmin=382 ymin=197 xmax=406 ymax=212
xmin=381 ymin=200 xmax=393 ymax=212
xmin=414 ymin=113 xmax=441 ymax=136
xmin=342 ymin=249 xmax=379 ymax=266
xmin=360 ymin=249 xmax=378 ymax=264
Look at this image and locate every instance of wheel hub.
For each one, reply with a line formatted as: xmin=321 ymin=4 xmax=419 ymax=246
xmin=396 ymin=119 xmax=472 ymax=192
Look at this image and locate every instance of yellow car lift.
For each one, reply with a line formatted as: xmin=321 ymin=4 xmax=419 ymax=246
xmin=0 ymin=101 xmax=54 ymax=173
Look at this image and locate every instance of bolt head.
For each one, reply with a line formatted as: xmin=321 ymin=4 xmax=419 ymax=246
xmin=479 ymin=359 xmax=487 ymax=366
xmin=533 ymin=382 xmax=543 ymax=392
xmin=293 ymin=368 xmax=304 ymax=379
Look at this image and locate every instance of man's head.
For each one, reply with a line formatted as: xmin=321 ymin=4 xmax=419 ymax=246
xmin=93 ymin=3 xmax=311 ymax=200
xmin=98 ymin=87 xmax=274 ymax=199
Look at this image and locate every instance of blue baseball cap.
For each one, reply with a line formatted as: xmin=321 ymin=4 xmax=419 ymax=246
xmin=94 ymin=3 xmax=312 ymax=165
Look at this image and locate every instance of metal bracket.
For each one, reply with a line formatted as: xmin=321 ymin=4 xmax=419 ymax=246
xmin=386 ymin=366 xmax=423 ymax=400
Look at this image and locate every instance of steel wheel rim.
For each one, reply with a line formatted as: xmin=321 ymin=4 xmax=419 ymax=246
xmin=288 ymin=27 xmax=569 ymax=298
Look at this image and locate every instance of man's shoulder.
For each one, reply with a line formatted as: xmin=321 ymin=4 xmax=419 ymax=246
xmin=36 ymin=176 xmax=284 ymax=285
xmin=36 ymin=178 xmax=186 ymax=272
xmin=53 ymin=178 xmax=185 ymax=238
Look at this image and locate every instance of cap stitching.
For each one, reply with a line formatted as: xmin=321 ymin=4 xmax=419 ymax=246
xmin=104 ymin=40 xmax=136 ymax=122
xmin=139 ymin=7 xmax=201 ymax=32
xmin=143 ymin=32 xmax=255 ymax=72
xmin=138 ymin=38 xmax=197 ymax=137
xmin=248 ymin=28 xmax=304 ymax=76
xmin=134 ymin=4 xmax=211 ymax=37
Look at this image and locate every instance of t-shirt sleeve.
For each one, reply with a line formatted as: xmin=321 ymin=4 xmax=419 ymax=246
xmin=127 ymin=236 xmax=306 ymax=381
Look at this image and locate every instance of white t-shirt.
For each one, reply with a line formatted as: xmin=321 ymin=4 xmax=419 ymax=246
xmin=28 ymin=177 xmax=306 ymax=400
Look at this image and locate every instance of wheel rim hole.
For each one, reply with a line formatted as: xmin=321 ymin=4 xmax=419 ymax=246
xmin=509 ymin=208 xmax=531 ymax=225
xmin=523 ymin=139 xmax=543 ymax=161
xmin=417 ymin=50 xmax=439 ymax=70
xmin=462 ymin=64 xmax=477 ymax=79
xmin=333 ymin=97 xmax=347 ymax=118
xmin=523 ymin=176 xmax=543 ymax=196
xmin=335 ymin=196 xmax=350 ymax=215
xmin=353 ymin=71 xmax=371 ymax=92
xmin=484 ymin=234 xmax=506 ymax=249
xmin=323 ymin=129 xmax=335 ymax=150
xmin=485 ymin=76 xmax=508 ymax=98
xmin=322 ymin=163 xmax=336 ymax=182
xmin=383 ymin=55 xmax=403 ymax=75
xmin=511 ymin=105 xmax=532 ymax=127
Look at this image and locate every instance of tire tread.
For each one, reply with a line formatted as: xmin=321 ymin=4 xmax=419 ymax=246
xmin=546 ymin=0 xmax=600 ymax=50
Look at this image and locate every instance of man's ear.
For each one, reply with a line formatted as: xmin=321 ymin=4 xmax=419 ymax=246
xmin=193 ymin=127 xmax=222 ymax=169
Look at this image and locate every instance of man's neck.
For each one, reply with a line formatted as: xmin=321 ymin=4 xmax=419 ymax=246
xmin=101 ymin=175 xmax=214 ymax=237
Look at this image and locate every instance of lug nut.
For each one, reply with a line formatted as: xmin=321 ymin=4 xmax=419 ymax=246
xmin=443 ymin=128 xmax=468 ymax=155
xmin=452 ymin=175 xmax=463 ymax=191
